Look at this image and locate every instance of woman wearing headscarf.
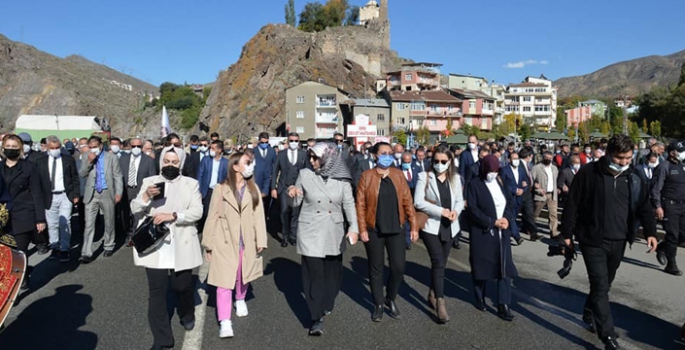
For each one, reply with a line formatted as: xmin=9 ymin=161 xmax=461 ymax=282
xmin=356 ymin=142 xmax=418 ymax=322
xmin=131 ymin=147 xmax=204 ymax=350
xmin=466 ymin=154 xmax=518 ymax=321
xmin=414 ymin=145 xmax=464 ymax=323
xmin=287 ymin=141 xmax=358 ymax=336
xmin=202 ymin=152 xmax=267 ymax=339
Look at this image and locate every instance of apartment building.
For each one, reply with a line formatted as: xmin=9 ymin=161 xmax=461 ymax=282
xmin=580 ymin=99 xmax=607 ymax=118
xmin=388 ymin=90 xmax=462 ymax=143
xmin=386 ymin=63 xmax=442 ymax=92
xmin=285 ymin=81 xmax=348 ymax=140
xmin=448 ymin=74 xmax=506 ymax=125
xmin=503 ymin=75 xmax=558 ymax=131
xmin=339 ymin=98 xmax=391 ymax=139
xmin=565 ymin=106 xmax=593 ymax=128
xmin=447 ymin=88 xmax=496 ymax=131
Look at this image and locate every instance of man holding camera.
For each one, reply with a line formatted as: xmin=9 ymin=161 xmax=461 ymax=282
xmin=561 ymin=135 xmax=657 ymax=350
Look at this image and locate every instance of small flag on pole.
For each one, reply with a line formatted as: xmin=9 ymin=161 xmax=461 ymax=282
xmin=161 ymin=105 xmax=171 ymax=138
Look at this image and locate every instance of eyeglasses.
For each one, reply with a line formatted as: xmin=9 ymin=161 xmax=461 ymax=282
xmin=433 ymin=159 xmax=449 ymax=165
xmin=335 ymin=139 xmax=344 ymax=143
xmin=289 ymin=139 xmax=299 ymax=143
xmin=131 ymin=145 xmax=142 ymax=149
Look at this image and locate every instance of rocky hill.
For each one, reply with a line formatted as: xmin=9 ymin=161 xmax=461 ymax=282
xmin=0 ymin=34 xmax=159 ymax=136
xmin=554 ymin=49 xmax=685 ymax=98
xmin=196 ymin=23 xmax=404 ymax=140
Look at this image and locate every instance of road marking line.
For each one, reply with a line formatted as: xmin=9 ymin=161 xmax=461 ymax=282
xmin=182 ymin=259 xmax=210 ymax=350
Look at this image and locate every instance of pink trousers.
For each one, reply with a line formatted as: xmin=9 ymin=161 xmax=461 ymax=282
xmin=216 ymin=246 xmax=249 ymax=321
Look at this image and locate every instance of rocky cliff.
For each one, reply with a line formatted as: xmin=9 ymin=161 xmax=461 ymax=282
xmin=196 ymin=23 xmax=404 ymax=140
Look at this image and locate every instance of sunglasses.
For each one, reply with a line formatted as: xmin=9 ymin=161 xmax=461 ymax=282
xmin=335 ymin=139 xmax=344 ymax=143
xmin=288 ymin=139 xmax=299 ymax=143
xmin=433 ymin=159 xmax=450 ymax=165
xmin=309 ymin=154 xmax=319 ymax=161
xmin=131 ymin=145 xmax=142 ymax=149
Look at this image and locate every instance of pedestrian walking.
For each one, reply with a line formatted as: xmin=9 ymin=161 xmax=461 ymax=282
xmin=531 ymin=151 xmax=559 ymax=238
xmin=271 ymin=132 xmax=307 ymax=248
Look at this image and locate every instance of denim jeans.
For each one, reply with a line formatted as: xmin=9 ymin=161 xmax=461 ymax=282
xmin=46 ymin=193 xmax=73 ymax=251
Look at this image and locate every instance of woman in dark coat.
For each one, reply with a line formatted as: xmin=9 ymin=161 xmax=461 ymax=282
xmin=466 ymin=154 xmax=518 ymax=321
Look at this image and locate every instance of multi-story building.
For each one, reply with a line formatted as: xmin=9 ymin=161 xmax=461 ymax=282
xmin=580 ymin=99 xmax=607 ymax=118
xmin=285 ymin=81 xmax=348 ymax=140
xmin=388 ymin=90 xmax=462 ymax=143
xmin=359 ymin=0 xmax=380 ymax=25
xmin=614 ymin=96 xmax=633 ymax=108
xmin=448 ymin=74 xmax=506 ymax=125
xmin=447 ymin=88 xmax=496 ymax=131
xmin=339 ymin=98 xmax=391 ymax=138
xmin=565 ymin=106 xmax=593 ymax=128
xmin=386 ymin=63 xmax=442 ymax=92
xmin=504 ymin=75 xmax=557 ymax=131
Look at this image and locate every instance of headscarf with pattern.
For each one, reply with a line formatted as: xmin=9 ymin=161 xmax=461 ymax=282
xmin=311 ymin=141 xmax=352 ymax=182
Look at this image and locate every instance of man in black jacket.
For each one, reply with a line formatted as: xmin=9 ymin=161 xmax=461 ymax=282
xmin=271 ymin=132 xmax=307 ymax=247
xmin=562 ymin=134 xmax=658 ymax=350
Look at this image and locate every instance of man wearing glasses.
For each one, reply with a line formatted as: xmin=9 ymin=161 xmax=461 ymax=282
xmin=119 ymin=137 xmax=157 ymax=245
xmin=271 ymin=132 xmax=307 ymax=247
xmin=333 ymin=133 xmax=354 ymax=173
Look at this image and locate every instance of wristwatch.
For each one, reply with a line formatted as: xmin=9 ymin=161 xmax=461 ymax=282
xmin=172 ymin=212 xmax=178 ymax=221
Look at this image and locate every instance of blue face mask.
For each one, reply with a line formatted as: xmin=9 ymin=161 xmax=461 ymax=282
xmin=377 ymin=155 xmax=394 ymax=169
xmin=401 ymin=163 xmax=411 ymax=170
xmin=337 ymin=144 xmax=343 ymax=150
xmin=259 ymin=142 xmax=269 ymax=149
xmin=190 ymin=144 xmax=198 ymax=150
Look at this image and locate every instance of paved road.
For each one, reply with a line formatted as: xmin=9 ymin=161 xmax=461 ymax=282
xmin=2 ymin=228 xmax=684 ymax=350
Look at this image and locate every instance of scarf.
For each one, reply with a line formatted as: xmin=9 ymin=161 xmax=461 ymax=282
xmin=311 ymin=141 xmax=351 ymax=182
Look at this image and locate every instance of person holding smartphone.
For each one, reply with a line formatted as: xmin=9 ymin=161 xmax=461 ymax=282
xmin=287 ymin=141 xmax=358 ymax=336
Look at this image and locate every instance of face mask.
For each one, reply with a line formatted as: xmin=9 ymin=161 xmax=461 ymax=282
xmin=679 ymin=151 xmax=685 ymax=162
xmin=377 ymin=154 xmax=394 ymax=169
xmin=131 ymin=147 xmax=142 ymax=157
xmin=585 ymin=148 xmax=591 ymax=154
xmin=363 ymin=148 xmax=370 ymax=155
xmin=242 ymin=162 xmax=255 ymax=179
xmin=247 ymin=144 xmax=254 ymax=149
xmin=259 ymin=142 xmax=269 ymax=149
xmin=209 ymin=150 xmax=217 ymax=158
xmin=542 ymin=159 xmax=552 ymax=166
xmin=123 ymin=150 xmax=131 ymax=154
xmin=433 ymin=162 xmax=449 ymax=174
xmin=572 ymin=164 xmax=580 ymax=171
xmin=161 ymin=165 xmax=180 ymax=180
xmin=110 ymin=145 xmax=120 ymax=153
xmin=468 ymin=143 xmax=477 ymax=150
xmin=401 ymin=162 xmax=411 ymax=170
xmin=199 ymin=146 xmax=208 ymax=153
xmin=648 ymin=162 xmax=658 ymax=168
xmin=608 ymin=160 xmax=629 ymax=173
xmin=145 ymin=151 xmax=152 ymax=156
xmin=23 ymin=144 xmax=31 ymax=154
xmin=555 ymin=150 xmax=561 ymax=154
xmin=289 ymin=142 xmax=299 ymax=150
xmin=90 ymin=147 xmax=101 ymax=156
xmin=394 ymin=153 xmax=402 ymax=160
xmin=3 ymin=148 xmax=20 ymax=160
xmin=190 ymin=144 xmax=198 ymax=150
xmin=511 ymin=159 xmax=520 ymax=167
xmin=225 ymin=148 xmax=233 ymax=154
xmin=486 ymin=172 xmax=498 ymax=183
xmin=337 ymin=144 xmax=343 ymax=150
xmin=48 ymin=149 xmax=61 ymax=158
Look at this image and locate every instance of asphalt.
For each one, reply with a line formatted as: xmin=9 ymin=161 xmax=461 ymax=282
xmin=1 ymin=224 xmax=684 ymax=350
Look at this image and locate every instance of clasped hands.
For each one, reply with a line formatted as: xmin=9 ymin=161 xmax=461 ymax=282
xmin=441 ymin=208 xmax=458 ymax=222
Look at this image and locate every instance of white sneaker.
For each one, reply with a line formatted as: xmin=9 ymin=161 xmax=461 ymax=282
xmin=235 ymin=299 xmax=248 ymax=317
xmin=219 ymin=320 xmax=234 ymax=338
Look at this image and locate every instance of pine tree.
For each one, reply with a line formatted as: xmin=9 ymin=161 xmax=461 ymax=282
xmin=285 ymin=0 xmax=296 ymax=26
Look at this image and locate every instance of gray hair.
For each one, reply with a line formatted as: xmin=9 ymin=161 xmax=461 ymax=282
xmin=130 ymin=137 xmax=142 ymax=144
xmin=46 ymin=135 xmax=61 ymax=146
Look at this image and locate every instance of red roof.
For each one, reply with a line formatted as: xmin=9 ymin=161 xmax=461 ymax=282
xmin=389 ymin=90 xmax=462 ymax=103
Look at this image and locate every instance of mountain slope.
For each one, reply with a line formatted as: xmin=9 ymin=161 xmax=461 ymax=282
xmin=554 ymin=49 xmax=685 ymax=98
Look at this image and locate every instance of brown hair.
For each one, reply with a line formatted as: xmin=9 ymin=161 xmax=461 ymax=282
xmin=2 ymin=134 xmax=25 ymax=159
xmin=224 ymin=152 xmax=260 ymax=209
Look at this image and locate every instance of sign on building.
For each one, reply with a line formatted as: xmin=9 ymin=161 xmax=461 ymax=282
xmin=347 ymin=124 xmax=378 ymax=137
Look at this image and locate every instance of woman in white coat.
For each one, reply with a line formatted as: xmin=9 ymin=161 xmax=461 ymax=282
xmin=131 ymin=147 xmax=203 ymax=350
xmin=414 ymin=146 xmax=464 ymax=324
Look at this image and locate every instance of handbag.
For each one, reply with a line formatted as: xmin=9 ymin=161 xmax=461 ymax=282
xmin=415 ymin=172 xmax=436 ymax=230
xmin=131 ymin=216 xmax=171 ymax=255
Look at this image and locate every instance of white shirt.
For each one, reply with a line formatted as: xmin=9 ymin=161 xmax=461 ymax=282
xmin=510 ymin=165 xmax=519 ymax=185
xmin=470 ymin=149 xmax=478 ymax=163
xmin=209 ymin=159 xmax=221 ymax=189
xmin=199 ymin=151 xmax=207 ymax=162
xmin=289 ymin=149 xmax=297 ymax=165
xmin=48 ymin=155 xmax=65 ymax=192
xmin=129 ymin=154 xmax=142 ymax=186
xmin=645 ymin=166 xmax=653 ymax=179
xmin=485 ymin=180 xmax=506 ymax=219
xmin=544 ymin=166 xmax=554 ymax=192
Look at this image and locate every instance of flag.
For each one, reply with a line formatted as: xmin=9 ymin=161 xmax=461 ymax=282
xmin=161 ymin=105 xmax=171 ymax=138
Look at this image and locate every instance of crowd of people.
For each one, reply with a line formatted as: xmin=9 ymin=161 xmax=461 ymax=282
xmin=0 ymin=129 xmax=682 ymax=350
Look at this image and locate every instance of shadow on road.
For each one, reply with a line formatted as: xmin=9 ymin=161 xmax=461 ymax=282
xmin=264 ymin=257 xmax=310 ymax=328
xmin=0 ymin=285 xmax=97 ymax=350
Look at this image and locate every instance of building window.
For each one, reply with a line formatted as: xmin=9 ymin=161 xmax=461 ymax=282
xmin=448 ymin=104 xmax=453 ymax=111
xmin=523 ymin=106 xmax=531 ymax=112
xmin=296 ymin=96 xmax=305 ymax=104
xmin=523 ymin=96 xmax=531 ymax=102
xmin=405 ymin=73 xmax=412 ymax=80
xmin=429 ymin=119 xmax=437 ymax=126
xmin=410 ymin=102 xmax=425 ymax=111
xmin=377 ymin=114 xmax=385 ymax=121
xmin=400 ymin=118 xmax=405 ymax=124
xmin=396 ymin=103 xmax=406 ymax=110
xmin=378 ymin=129 xmax=385 ymax=136
xmin=469 ymin=101 xmax=476 ymax=108
xmin=430 ymin=104 xmax=438 ymax=112
xmin=296 ymin=111 xmax=304 ymax=119
xmin=296 ymin=126 xmax=304 ymax=133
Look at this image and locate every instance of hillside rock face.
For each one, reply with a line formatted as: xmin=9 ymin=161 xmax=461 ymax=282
xmin=0 ymin=34 xmax=158 ymax=136
xmin=196 ymin=24 xmax=403 ymax=140
xmin=554 ymin=49 xmax=685 ymax=98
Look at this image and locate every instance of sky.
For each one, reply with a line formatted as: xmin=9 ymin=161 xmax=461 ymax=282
xmin=1 ymin=0 xmax=684 ymax=87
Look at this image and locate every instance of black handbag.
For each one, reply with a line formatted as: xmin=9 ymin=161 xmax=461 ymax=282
xmin=131 ymin=216 xmax=171 ymax=255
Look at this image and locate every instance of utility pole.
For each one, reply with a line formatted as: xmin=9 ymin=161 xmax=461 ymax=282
xmin=622 ymin=94 xmax=628 ymax=135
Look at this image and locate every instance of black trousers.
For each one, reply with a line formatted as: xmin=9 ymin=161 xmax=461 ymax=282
xmin=279 ymin=191 xmax=300 ymax=240
xmin=661 ymin=201 xmax=685 ymax=259
xmin=473 ymin=277 xmax=511 ymax=306
xmin=301 ymin=254 xmax=343 ymax=321
xmin=199 ymin=189 xmax=213 ymax=234
xmin=145 ymin=268 xmax=195 ymax=348
xmin=14 ymin=230 xmax=35 ymax=278
xmin=420 ymin=231 xmax=454 ymax=298
xmin=364 ymin=230 xmax=406 ymax=305
xmin=580 ymin=240 xmax=626 ymax=340
xmin=520 ymin=190 xmax=538 ymax=236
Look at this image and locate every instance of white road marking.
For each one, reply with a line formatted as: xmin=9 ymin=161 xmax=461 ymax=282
xmin=182 ymin=259 xmax=210 ymax=350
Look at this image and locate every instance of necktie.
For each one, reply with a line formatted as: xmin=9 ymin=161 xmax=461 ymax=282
xmin=51 ymin=157 xmax=56 ymax=191
xmin=95 ymin=158 xmax=103 ymax=193
xmin=129 ymin=158 xmax=137 ymax=186
xmin=420 ymin=162 xmax=424 ymax=171
xmin=290 ymin=150 xmax=296 ymax=166
xmin=407 ymin=169 xmax=412 ymax=181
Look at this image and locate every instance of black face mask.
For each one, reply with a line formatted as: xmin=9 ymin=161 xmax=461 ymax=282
xmin=161 ymin=165 xmax=180 ymax=180
xmin=3 ymin=149 xmax=20 ymax=160
xmin=542 ymin=159 xmax=552 ymax=166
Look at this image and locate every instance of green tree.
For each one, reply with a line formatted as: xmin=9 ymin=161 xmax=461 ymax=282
xmin=416 ymin=126 xmax=430 ymax=145
xmin=285 ymin=0 xmax=297 ymax=26
xmin=555 ymin=108 xmax=567 ymax=132
xmin=679 ymin=62 xmax=685 ymax=87
xmin=298 ymin=2 xmax=325 ymax=32
xmin=392 ymin=129 xmax=407 ymax=146
xmin=345 ymin=5 xmax=359 ymax=25
xmin=641 ymin=118 xmax=649 ymax=133
xmin=650 ymin=120 xmax=662 ymax=138
xmin=628 ymin=121 xmax=641 ymax=143
xmin=518 ymin=123 xmax=531 ymax=142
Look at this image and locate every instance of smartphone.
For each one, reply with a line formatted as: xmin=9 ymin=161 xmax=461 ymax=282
xmin=348 ymin=235 xmax=356 ymax=246
xmin=153 ymin=182 xmax=165 ymax=200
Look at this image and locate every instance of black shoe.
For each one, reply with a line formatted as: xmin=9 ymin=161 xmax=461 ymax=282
xmin=20 ymin=276 xmax=29 ymax=290
xmin=582 ymin=312 xmax=596 ymax=333
xmin=49 ymin=249 xmax=60 ymax=260
xmin=288 ymin=237 xmax=297 ymax=246
xmin=656 ymin=245 xmax=666 ymax=266
xmin=79 ymin=255 xmax=92 ymax=264
xmin=308 ymin=319 xmax=324 ymax=336
xmin=385 ymin=298 xmax=401 ymax=319
xmin=280 ymin=238 xmax=288 ymax=247
xmin=452 ymin=241 xmax=461 ymax=250
xmin=603 ymin=336 xmax=620 ymax=350
xmin=664 ymin=264 xmax=683 ymax=276
xmin=103 ymin=250 xmax=114 ymax=258
xmin=530 ymin=233 xmax=541 ymax=241
xmin=59 ymin=251 xmax=70 ymax=263
xmin=515 ymin=237 xmax=525 ymax=246
xmin=371 ymin=305 xmax=383 ymax=322
xmin=181 ymin=319 xmax=195 ymax=331
xmin=406 ymin=244 xmax=411 ymax=250
xmin=323 ymin=310 xmax=331 ymax=317
xmin=497 ymin=304 xmax=514 ymax=322
xmin=474 ymin=298 xmax=486 ymax=312
xmin=37 ymin=244 xmax=49 ymax=255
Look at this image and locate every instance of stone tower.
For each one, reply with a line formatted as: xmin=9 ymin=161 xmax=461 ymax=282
xmin=379 ymin=0 xmax=390 ymax=49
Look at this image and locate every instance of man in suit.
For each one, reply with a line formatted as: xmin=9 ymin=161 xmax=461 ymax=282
xmin=353 ymin=143 xmax=375 ymax=188
xmin=37 ymin=136 xmax=80 ymax=262
xmin=517 ymin=147 xmax=540 ymax=241
xmin=109 ymin=137 xmax=123 ymax=159
xmin=270 ymin=132 xmax=307 ymax=247
xmin=459 ymin=135 xmax=479 ymax=180
xmin=557 ymin=154 xmax=581 ymax=207
xmin=119 ymin=137 xmax=157 ymax=244
xmin=254 ymin=132 xmax=276 ymax=217
xmin=413 ymin=148 xmax=430 ymax=173
xmin=635 ymin=152 xmax=658 ymax=191
xmin=401 ymin=151 xmax=420 ymax=250
xmin=197 ymin=140 xmax=229 ymax=232
xmin=79 ymin=136 xmax=123 ymax=262
xmin=499 ymin=151 xmax=529 ymax=245
xmin=531 ymin=151 xmax=560 ymax=238
xmin=18 ymin=132 xmax=45 ymax=163
xmin=183 ymin=136 xmax=209 ymax=179
xmin=464 ymin=148 xmax=490 ymax=187
xmin=392 ymin=143 xmax=405 ymax=168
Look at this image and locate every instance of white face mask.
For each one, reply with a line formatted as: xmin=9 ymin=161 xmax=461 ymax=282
xmin=433 ymin=162 xmax=449 ymax=174
xmin=648 ymin=162 xmax=658 ymax=169
xmin=110 ymin=145 xmax=120 ymax=154
xmin=209 ymin=150 xmax=217 ymax=158
xmin=585 ymin=148 xmax=591 ymax=154
xmin=23 ymin=144 xmax=31 ymax=154
xmin=131 ymin=147 xmax=142 ymax=157
xmin=468 ymin=143 xmax=477 ymax=150
xmin=608 ymin=160 xmax=629 ymax=173
xmin=511 ymin=159 xmax=520 ymax=167
xmin=679 ymin=151 xmax=685 ymax=162
xmin=247 ymin=144 xmax=254 ymax=149
xmin=486 ymin=172 xmax=498 ymax=183
xmin=48 ymin=149 xmax=61 ymax=158
xmin=394 ymin=152 xmax=402 ymax=160
xmin=289 ymin=142 xmax=299 ymax=150
xmin=572 ymin=164 xmax=580 ymax=171
xmin=199 ymin=146 xmax=208 ymax=153
xmin=123 ymin=149 xmax=131 ymax=154
xmin=242 ymin=162 xmax=255 ymax=179
xmin=90 ymin=147 xmax=101 ymax=156
xmin=145 ymin=151 xmax=152 ymax=156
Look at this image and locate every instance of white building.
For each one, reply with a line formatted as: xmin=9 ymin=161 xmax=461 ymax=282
xmin=503 ymin=75 xmax=558 ymax=131
xmin=448 ymin=74 xmax=506 ymax=125
xmin=359 ymin=0 xmax=380 ymax=25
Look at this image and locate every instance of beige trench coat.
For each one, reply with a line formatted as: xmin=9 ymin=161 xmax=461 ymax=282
xmin=202 ymin=183 xmax=268 ymax=290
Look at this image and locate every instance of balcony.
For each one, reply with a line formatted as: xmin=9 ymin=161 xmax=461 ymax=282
xmin=315 ymin=129 xmax=337 ymax=139
xmin=315 ymin=113 xmax=339 ymax=124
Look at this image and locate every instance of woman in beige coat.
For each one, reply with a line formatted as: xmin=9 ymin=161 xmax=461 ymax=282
xmin=202 ymin=152 xmax=267 ymax=339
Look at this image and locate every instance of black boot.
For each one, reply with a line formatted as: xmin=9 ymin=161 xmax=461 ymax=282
xmin=602 ymin=335 xmax=620 ymax=350
xmin=385 ymin=298 xmax=401 ymax=319
xmin=497 ymin=304 xmax=514 ymax=322
xmin=308 ymin=318 xmax=324 ymax=336
xmin=664 ymin=258 xmax=683 ymax=276
xmin=655 ymin=243 xmax=667 ymax=266
xmin=371 ymin=305 xmax=383 ymax=322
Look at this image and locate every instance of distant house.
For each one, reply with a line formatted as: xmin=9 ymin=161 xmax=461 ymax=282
xmin=386 ymin=63 xmax=442 ymax=92
xmin=565 ymin=106 xmax=593 ymax=128
xmin=285 ymin=82 xmax=348 ymax=140
xmin=504 ymin=75 xmax=558 ymax=131
xmin=580 ymin=99 xmax=607 ymax=117
xmin=388 ymin=90 xmax=462 ymax=143
xmin=339 ymin=98 xmax=391 ymax=139
xmin=447 ymin=88 xmax=496 ymax=131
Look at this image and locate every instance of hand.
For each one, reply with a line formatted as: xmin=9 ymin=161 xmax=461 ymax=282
xmin=449 ymin=210 xmax=458 ymax=222
xmin=36 ymin=223 xmax=46 ymax=233
xmin=115 ymin=194 xmax=122 ymax=204
xmin=410 ymin=231 xmax=419 ymax=242
xmin=153 ymin=212 xmax=175 ymax=225
xmin=287 ymin=186 xmax=303 ymax=198
xmin=534 ymin=182 xmax=540 ymax=189
xmin=655 ymin=207 xmax=664 ymax=221
xmin=516 ymin=188 xmax=524 ymax=196
xmin=73 ymin=197 xmax=79 ymax=205
xmin=522 ymin=181 xmax=528 ymax=188
xmin=557 ymin=189 xmax=561 ymax=195
xmin=499 ymin=218 xmax=509 ymax=230
xmin=87 ymin=152 xmax=97 ymax=163
xmin=360 ymin=231 xmax=369 ymax=243
xmin=205 ymin=250 xmax=212 ymax=262
xmin=146 ymin=185 xmax=161 ymax=198
xmin=271 ymin=189 xmax=278 ymax=199
xmin=562 ymin=185 xmax=569 ymax=193
xmin=562 ymin=238 xmax=573 ymax=254
xmin=646 ymin=237 xmax=658 ymax=253
xmin=257 ymin=247 xmax=265 ymax=254
xmin=441 ymin=208 xmax=452 ymax=218
xmin=346 ymin=232 xmax=358 ymax=245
